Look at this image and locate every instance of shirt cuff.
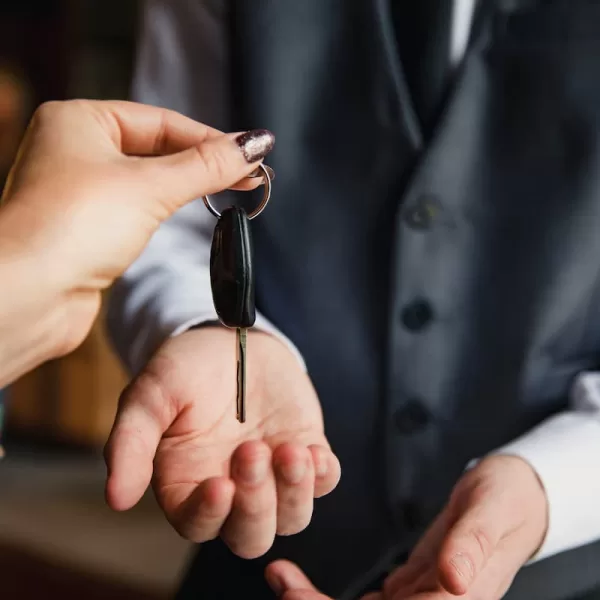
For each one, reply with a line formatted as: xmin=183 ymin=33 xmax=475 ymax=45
xmin=488 ymin=384 xmax=600 ymax=562
xmin=170 ymin=311 xmax=307 ymax=372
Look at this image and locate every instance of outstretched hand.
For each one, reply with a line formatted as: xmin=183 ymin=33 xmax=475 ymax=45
xmin=264 ymin=456 xmax=547 ymax=600
xmin=105 ymin=327 xmax=341 ymax=558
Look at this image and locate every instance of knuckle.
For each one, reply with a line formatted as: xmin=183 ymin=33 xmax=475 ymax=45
xmin=152 ymin=110 xmax=170 ymax=155
xmin=469 ymin=524 xmax=493 ymax=561
xmin=34 ymin=99 xmax=86 ymax=124
xmin=196 ymin=143 xmax=229 ymax=182
xmin=239 ymin=499 xmax=274 ymax=522
xmin=278 ymin=490 xmax=310 ymax=513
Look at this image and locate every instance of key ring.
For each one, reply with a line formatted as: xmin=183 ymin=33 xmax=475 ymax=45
xmin=202 ymin=163 xmax=272 ymax=220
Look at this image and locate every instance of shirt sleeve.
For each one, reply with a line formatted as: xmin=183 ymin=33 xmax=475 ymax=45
xmin=106 ymin=0 xmax=304 ymax=374
xmin=490 ymin=372 xmax=600 ymax=563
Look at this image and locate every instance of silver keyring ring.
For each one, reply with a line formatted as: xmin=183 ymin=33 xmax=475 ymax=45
xmin=202 ymin=163 xmax=272 ymax=220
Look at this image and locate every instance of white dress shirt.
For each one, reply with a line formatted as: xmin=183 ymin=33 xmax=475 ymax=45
xmin=109 ymin=0 xmax=600 ymax=566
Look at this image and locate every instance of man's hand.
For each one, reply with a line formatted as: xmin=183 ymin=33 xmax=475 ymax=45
xmin=104 ymin=327 xmax=341 ymax=559
xmin=265 ymin=560 xmax=381 ymax=600
xmin=383 ymin=455 xmax=548 ymax=599
xmin=265 ymin=455 xmax=547 ymax=600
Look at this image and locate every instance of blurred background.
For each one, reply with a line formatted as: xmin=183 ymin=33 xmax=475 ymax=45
xmin=0 ymin=1 xmax=192 ymax=597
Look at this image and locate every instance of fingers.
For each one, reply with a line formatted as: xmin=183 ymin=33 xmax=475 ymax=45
xmin=34 ymin=101 xmax=276 ymax=231
xmin=34 ymin=100 xmax=273 ymax=194
xmin=273 ymin=443 xmax=315 ymax=535
xmin=104 ymin=372 xmax=176 ymax=511
xmin=143 ymin=129 xmax=275 ymax=215
xmin=79 ymin=100 xmax=276 ymax=216
xmin=219 ymin=441 xmax=339 ymax=558
xmin=309 ymin=445 xmax=341 ymax=498
xmin=383 ymin=508 xmax=453 ymax=599
xmin=466 ymin=538 xmax=525 ymax=600
xmin=218 ymin=441 xmax=340 ymax=558
xmin=284 ymin=592 xmax=333 ymax=600
xmin=85 ymin=100 xmax=222 ymax=156
xmin=437 ymin=495 xmax=507 ymax=595
xmin=167 ymin=477 xmax=235 ymax=543
xmin=384 ymin=561 xmax=430 ymax=599
xmin=222 ymin=441 xmax=278 ymax=559
xmin=266 ymin=560 xmax=331 ymax=600
xmin=230 ymin=164 xmax=276 ymax=191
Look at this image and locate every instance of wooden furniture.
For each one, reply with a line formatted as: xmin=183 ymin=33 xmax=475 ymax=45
xmin=7 ymin=304 xmax=128 ymax=448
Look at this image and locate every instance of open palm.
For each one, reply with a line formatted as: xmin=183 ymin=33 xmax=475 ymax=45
xmin=104 ymin=327 xmax=340 ymax=558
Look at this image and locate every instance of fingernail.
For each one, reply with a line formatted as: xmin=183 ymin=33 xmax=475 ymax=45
xmin=450 ymin=553 xmax=474 ymax=585
xmin=268 ymin=575 xmax=285 ymax=597
xmin=236 ymin=129 xmax=275 ymax=163
xmin=248 ymin=164 xmax=276 ymax=180
xmin=239 ymin=458 xmax=268 ymax=485
xmin=281 ymin=459 xmax=307 ymax=485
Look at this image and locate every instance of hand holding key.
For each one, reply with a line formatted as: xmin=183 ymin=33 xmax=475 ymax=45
xmin=0 ymin=100 xmax=273 ymax=388
xmin=105 ymin=326 xmax=341 ymax=558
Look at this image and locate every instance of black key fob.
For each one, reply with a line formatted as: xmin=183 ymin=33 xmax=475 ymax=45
xmin=210 ymin=206 xmax=256 ymax=328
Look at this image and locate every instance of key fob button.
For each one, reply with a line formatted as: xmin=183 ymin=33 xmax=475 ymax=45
xmin=210 ymin=206 xmax=256 ymax=328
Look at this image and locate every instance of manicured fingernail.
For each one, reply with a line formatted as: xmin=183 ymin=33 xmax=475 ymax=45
xmin=450 ymin=553 xmax=474 ymax=584
xmin=248 ymin=164 xmax=275 ymax=180
xmin=280 ymin=459 xmax=307 ymax=485
xmin=236 ymin=129 xmax=275 ymax=163
xmin=239 ymin=457 xmax=268 ymax=485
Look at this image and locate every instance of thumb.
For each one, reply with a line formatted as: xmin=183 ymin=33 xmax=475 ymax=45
xmin=142 ymin=129 xmax=275 ymax=215
xmin=266 ymin=560 xmax=332 ymax=600
xmin=437 ymin=480 xmax=514 ymax=595
xmin=104 ymin=374 xmax=174 ymax=511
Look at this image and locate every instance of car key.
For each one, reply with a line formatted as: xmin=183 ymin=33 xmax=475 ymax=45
xmin=202 ymin=163 xmax=272 ymax=423
xmin=210 ymin=205 xmax=255 ymax=422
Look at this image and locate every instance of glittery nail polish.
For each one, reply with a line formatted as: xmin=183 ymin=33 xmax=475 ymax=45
xmin=236 ymin=129 xmax=275 ymax=163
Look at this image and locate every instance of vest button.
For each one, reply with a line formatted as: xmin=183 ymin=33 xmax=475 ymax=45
xmin=401 ymin=300 xmax=434 ymax=331
xmin=394 ymin=400 xmax=431 ymax=434
xmin=403 ymin=195 xmax=439 ymax=230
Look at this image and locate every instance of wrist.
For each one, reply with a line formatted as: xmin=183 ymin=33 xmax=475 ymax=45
xmin=0 ymin=210 xmax=73 ymax=385
xmin=187 ymin=318 xmax=307 ymax=373
xmin=183 ymin=324 xmax=303 ymax=374
xmin=481 ymin=455 xmax=549 ymax=557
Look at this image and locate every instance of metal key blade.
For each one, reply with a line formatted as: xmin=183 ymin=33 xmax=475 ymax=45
xmin=236 ymin=327 xmax=247 ymax=423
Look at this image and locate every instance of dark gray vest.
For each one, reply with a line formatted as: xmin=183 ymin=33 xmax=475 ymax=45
xmin=183 ymin=2 xmax=600 ymax=598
